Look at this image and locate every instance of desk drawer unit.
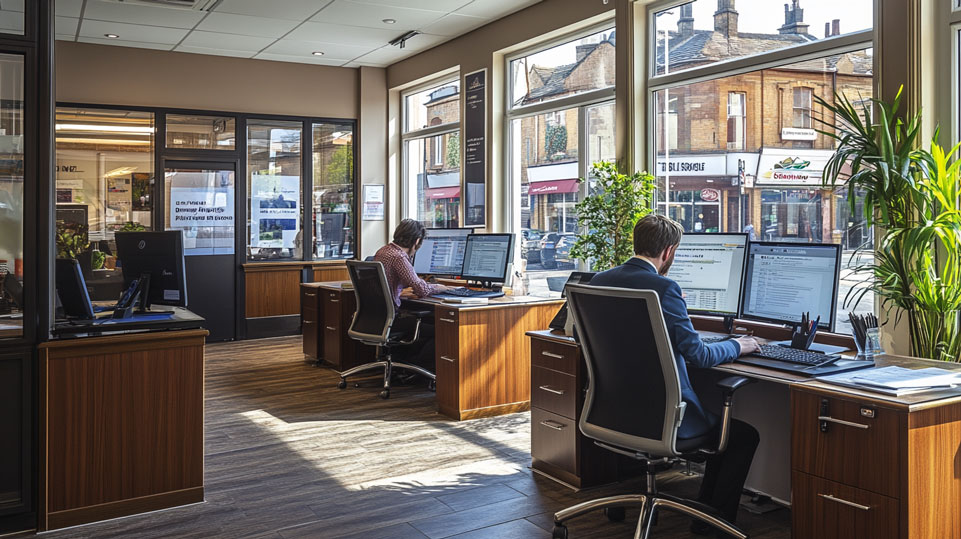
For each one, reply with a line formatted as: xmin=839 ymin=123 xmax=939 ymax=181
xmin=532 ymin=366 xmax=577 ymax=419
xmin=531 ymin=408 xmax=578 ymax=474
xmin=792 ymin=471 xmax=898 ymax=539
xmin=532 ymin=338 xmax=580 ymax=376
xmin=300 ymin=286 xmax=321 ymax=359
xmin=435 ymin=308 xmax=460 ymax=417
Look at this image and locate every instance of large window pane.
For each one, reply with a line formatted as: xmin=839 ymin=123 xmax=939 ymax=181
xmin=404 ymin=80 xmax=459 ymax=133
xmin=406 ymin=133 xmax=461 ymax=228
xmin=0 ymin=2 xmax=23 ymax=36
xmin=247 ymin=120 xmax=302 ymax=261
xmin=653 ymin=0 xmax=872 ymax=76
xmin=166 ymin=114 xmax=236 ymax=150
xmin=312 ymin=122 xmax=354 ymax=259
xmin=652 ymin=48 xmax=874 ymax=332
xmin=0 ymin=54 xmax=22 ymax=336
xmin=510 ymin=27 xmax=615 ymax=109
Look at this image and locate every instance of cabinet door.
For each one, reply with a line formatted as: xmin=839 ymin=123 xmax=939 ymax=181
xmin=0 ymin=347 xmax=32 ymax=531
xmin=792 ymin=471 xmax=898 ymax=539
xmin=323 ymin=291 xmax=343 ymax=369
xmin=435 ymin=307 xmax=460 ymax=416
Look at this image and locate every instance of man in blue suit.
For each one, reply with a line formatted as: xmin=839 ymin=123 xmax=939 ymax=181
xmin=591 ymin=214 xmax=760 ymax=533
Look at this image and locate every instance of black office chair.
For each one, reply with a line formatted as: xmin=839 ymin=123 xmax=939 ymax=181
xmin=337 ymin=260 xmax=436 ymax=399
xmin=552 ymin=284 xmax=751 ymax=539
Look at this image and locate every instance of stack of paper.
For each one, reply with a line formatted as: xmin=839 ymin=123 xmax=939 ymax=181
xmin=820 ymin=366 xmax=961 ymax=396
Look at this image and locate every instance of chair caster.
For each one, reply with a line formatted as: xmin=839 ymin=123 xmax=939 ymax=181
xmin=337 ymin=379 xmax=347 ymax=389
xmin=428 ymin=380 xmax=436 ymax=392
xmin=379 ymin=390 xmax=390 ymax=399
xmin=551 ymin=524 xmax=568 ymax=539
xmin=605 ymin=506 xmax=626 ymax=522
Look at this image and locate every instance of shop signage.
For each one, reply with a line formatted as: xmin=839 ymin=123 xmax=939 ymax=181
xmin=170 ymin=185 xmax=234 ymax=228
xmin=755 ymin=148 xmax=834 ymax=186
xmin=700 ymin=188 xmax=720 ymax=202
xmin=655 ymin=155 xmax=726 ymax=176
xmin=781 ymin=127 xmax=817 ymax=141
xmin=250 ymin=174 xmax=299 ymax=248
xmin=463 ymin=68 xmax=486 ymax=227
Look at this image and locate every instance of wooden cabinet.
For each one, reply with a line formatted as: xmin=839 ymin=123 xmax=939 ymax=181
xmin=0 ymin=346 xmax=33 ymax=534
xmin=301 ymin=283 xmax=375 ymax=371
xmin=528 ymin=331 xmax=617 ymax=489
xmin=300 ymin=285 xmax=322 ymax=359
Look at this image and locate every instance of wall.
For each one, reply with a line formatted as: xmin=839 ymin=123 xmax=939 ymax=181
xmin=358 ymin=66 xmax=389 ymax=257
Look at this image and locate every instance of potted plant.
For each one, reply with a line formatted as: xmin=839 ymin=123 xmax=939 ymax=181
xmin=819 ymin=87 xmax=961 ymax=361
xmin=56 ymin=221 xmax=92 ymax=277
xmin=570 ymin=161 xmax=656 ymax=271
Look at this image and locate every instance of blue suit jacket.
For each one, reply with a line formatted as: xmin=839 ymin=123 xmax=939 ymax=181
xmin=590 ymin=257 xmax=740 ymax=439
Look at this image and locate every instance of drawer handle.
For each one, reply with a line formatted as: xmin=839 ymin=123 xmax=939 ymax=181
xmin=817 ymin=416 xmax=869 ymax=430
xmin=539 ymin=420 xmax=566 ymax=431
xmin=541 ymin=351 xmax=564 ymax=359
xmin=303 ymin=320 xmax=316 ymax=325
xmin=440 ymin=355 xmax=456 ymax=363
xmin=304 ymin=292 xmax=317 ymax=297
xmin=818 ymin=494 xmax=871 ymax=511
xmin=439 ymin=317 xmax=456 ymax=323
xmin=325 ymin=326 xmax=337 ymax=331
xmin=538 ymin=385 xmax=565 ymax=395
xmin=330 ymin=299 xmax=340 ymax=303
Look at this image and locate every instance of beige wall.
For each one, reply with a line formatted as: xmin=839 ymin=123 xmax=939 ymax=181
xmin=55 ymin=41 xmax=358 ymax=118
xmin=358 ymin=66 xmax=389 ymax=257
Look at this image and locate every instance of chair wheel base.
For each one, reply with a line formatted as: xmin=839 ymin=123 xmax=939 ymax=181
xmin=605 ymin=506 xmax=626 ymax=522
xmin=379 ymin=390 xmax=390 ymax=399
xmin=551 ymin=524 xmax=568 ymax=539
xmin=337 ymin=380 xmax=347 ymax=389
xmin=428 ymin=380 xmax=436 ymax=392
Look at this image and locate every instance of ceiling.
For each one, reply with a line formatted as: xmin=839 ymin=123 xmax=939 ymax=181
xmin=0 ymin=0 xmax=541 ymax=68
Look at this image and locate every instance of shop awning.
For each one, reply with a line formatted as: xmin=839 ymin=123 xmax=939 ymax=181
xmin=755 ymin=148 xmax=835 ymax=187
xmin=528 ymin=179 xmax=580 ymax=195
xmin=424 ymin=186 xmax=461 ymax=200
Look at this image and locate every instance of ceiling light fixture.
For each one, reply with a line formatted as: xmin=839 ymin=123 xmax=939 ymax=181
xmin=104 ymin=33 xmax=120 ymax=39
xmin=312 ymin=51 xmax=325 ymax=56
xmin=382 ymin=18 xmax=396 ymax=24
xmin=388 ymin=30 xmax=419 ymax=49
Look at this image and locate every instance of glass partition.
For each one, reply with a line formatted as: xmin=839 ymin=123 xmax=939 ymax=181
xmin=247 ymin=120 xmax=303 ymax=261
xmin=166 ymin=114 xmax=236 ymax=151
xmin=312 ymin=122 xmax=354 ymax=259
xmin=0 ymin=53 xmax=23 ymax=336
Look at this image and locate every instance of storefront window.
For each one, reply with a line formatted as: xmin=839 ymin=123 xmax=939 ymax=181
xmin=312 ymin=122 xmax=354 ymax=259
xmin=0 ymin=53 xmax=23 ymax=336
xmin=166 ymin=114 xmax=236 ymax=151
xmin=247 ymin=120 xmax=302 ymax=261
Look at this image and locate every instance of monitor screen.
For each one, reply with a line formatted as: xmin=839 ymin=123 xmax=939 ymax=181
xmin=55 ymin=258 xmax=94 ymax=319
xmin=115 ymin=231 xmax=189 ymax=307
xmin=740 ymin=242 xmax=841 ymax=331
xmin=669 ymin=233 xmax=748 ymax=316
xmin=461 ymin=233 xmax=514 ymax=283
xmin=413 ymin=228 xmax=471 ymax=276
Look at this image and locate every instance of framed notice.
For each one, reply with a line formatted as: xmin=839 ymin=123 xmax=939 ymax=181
xmin=463 ymin=68 xmax=486 ymax=227
xmin=362 ymin=184 xmax=385 ymax=221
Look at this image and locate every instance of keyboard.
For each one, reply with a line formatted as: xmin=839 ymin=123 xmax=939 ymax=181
xmin=435 ymin=287 xmax=505 ymax=299
xmin=752 ymin=344 xmax=839 ymax=366
xmin=703 ymin=335 xmax=734 ymax=344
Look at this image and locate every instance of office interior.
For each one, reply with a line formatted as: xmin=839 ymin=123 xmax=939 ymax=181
xmin=1 ymin=0 xmax=959 ymax=537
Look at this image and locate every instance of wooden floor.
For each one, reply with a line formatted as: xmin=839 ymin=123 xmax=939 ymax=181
xmin=35 ymin=336 xmax=791 ymax=538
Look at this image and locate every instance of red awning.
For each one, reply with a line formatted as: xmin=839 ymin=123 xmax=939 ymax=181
xmin=424 ymin=186 xmax=461 ymax=200
xmin=528 ymin=179 xmax=580 ymax=195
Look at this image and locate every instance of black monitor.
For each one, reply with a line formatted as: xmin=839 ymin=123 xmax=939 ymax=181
xmin=115 ymin=231 xmax=188 ymax=308
xmin=669 ymin=233 xmax=748 ymax=317
xmin=739 ymin=241 xmax=841 ymax=331
xmin=461 ymin=233 xmax=514 ymax=286
xmin=413 ymin=228 xmax=471 ymax=276
xmin=55 ymin=258 xmax=95 ymax=320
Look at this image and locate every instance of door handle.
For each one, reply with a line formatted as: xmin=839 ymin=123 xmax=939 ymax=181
xmin=539 ymin=420 xmax=566 ymax=431
xmin=817 ymin=416 xmax=869 ymax=430
xmin=818 ymin=494 xmax=871 ymax=511
xmin=538 ymin=385 xmax=565 ymax=395
xmin=541 ymin=351 xmax=564 ymax=359
xmin=440 ymin=355 xmax=456 ymax=362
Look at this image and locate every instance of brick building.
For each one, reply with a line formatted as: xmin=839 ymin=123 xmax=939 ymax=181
xmin=421 ymin=85 xmax=461 ymax=227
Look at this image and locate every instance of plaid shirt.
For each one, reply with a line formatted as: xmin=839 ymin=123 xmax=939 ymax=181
xmin=373 ymin=242 xmax=439 ymax=307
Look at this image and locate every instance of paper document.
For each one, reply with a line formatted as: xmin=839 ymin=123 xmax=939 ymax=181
xmin=820 ymin=366 xmax=961 ymax=396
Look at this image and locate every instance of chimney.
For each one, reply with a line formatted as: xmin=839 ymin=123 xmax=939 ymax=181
xmin=575 ymin=44 xmax=594 ymax=62
xmin=714 ymin=0 xmax=738 ymax=38
xmin=824 ymin=22 xmax=830 ymax=38
xmin=779 ymin=0 xmax=810 ymax=35
xmin=678 ymin=3 xmax=694 ymax=38
xmin=832 ymin=19 xmax=840 ymax=36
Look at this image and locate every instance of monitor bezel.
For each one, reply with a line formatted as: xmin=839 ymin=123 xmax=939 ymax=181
xmin=738 ymin=240 xmax=841 ymax=332
xmin=115 ymin=230 xmax=189 ymax=308
xmin=413 ymin=227 xmax=473 ymax=277
xmin=460 ymin=233 xmax=515 ymax=283
xmin=673 ymin=232 xmax=750 ymax=317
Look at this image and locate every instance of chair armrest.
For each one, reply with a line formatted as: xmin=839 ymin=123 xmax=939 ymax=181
xmin=714 ymin=376 xmax=753 ymax=453
xmin=716 ymin=376 xmax=752 ymax=401
xmin=401 ymin=310 xmax=433 ymax=319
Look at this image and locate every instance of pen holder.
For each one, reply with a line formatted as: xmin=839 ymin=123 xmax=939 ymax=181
xmin=789 ymin=324 xmax=817 ymax=350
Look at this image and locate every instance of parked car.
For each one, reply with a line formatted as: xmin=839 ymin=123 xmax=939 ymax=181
xmin=555 ymin=233 xmax=578 ymax=265
xmin=539 ymin=232 xmax=561 ymax=269
xmin=521 ymin=229 xmax=544 ymax=263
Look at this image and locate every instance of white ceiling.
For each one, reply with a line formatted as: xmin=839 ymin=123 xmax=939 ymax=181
xmin=30 ymin=0 xmax=543 ymax=68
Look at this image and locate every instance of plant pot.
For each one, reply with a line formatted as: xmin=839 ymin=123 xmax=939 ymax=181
xmin=908 ymin=308 xmax=961 ymax=362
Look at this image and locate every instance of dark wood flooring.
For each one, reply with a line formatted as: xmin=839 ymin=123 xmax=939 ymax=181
xmin=32 ymin=336 xmax=791 ymax=538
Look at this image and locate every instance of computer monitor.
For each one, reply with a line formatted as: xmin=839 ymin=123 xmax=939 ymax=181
xmin=413 ymin=228 xmax=471 ymax=276
xmin=115 ymin=231 xmax=188 ymax=308
xmin=55 ymin=258 xmax=95 ymax=320
xmin=669 ymin=233 xmax=748 ymax=317
xmin=740 ymin=242 xmax=841 ymax=331
xmin=461 ymin=233 xmax=514 ymax=286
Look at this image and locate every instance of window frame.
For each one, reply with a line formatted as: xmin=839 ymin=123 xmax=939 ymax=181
xmin=793 ymin=87 xmax=813 ymax=129
xmin=727 ymin=91 xmax=746 ymax=150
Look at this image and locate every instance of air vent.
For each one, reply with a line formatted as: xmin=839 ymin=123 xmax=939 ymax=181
xmin=100 ymin=0 xmax=221 ymax=11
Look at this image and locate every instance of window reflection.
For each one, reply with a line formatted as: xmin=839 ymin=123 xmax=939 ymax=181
xmin=312 ymin=123 xmax=354 ymax=259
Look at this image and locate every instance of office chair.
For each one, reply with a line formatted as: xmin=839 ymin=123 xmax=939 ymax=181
xmin=552 ymin=284 xmax=751 ymax=539
xmin=337 ymin=260 xmax=436 ymax=399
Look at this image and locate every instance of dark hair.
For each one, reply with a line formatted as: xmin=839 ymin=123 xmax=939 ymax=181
xmin=393 ymin=218 xmax=428 ymax=248
xmin=633 ymin=214 xmax=684 ymax=257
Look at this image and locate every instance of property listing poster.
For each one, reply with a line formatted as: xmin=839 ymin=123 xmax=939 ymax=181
xmin=250 ymin=174 xmax=300 ymax=249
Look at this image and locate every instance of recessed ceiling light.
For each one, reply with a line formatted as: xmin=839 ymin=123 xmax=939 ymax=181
xmin=382 ymin=18 xmax=396 ymax=24
xmin=312 ymin=51 xmax=325 ymax=56
xmin=104 ymin=33 xmax=120 ymax=39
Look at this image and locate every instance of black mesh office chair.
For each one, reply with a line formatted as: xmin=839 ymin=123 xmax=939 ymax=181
xmin=552 ymin=284 xmax=752 ymax=539
xmin=337 ymin=260 xmax=436 ymax=399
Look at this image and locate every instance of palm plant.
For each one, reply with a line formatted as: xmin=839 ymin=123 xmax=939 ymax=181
xmin=819 ymin=87 xmax=961 ymax=361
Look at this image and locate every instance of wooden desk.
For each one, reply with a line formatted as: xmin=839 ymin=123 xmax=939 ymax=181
xmin=526 ymin=330 xmax=961 ymax=538
xmin=38 ymin=328 xmax=208 ymax=531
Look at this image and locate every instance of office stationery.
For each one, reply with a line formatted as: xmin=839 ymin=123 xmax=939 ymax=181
xmin=441 ymin=297 xmax=489 ymax=304
xmin=819 ymin=366 xmax=961 ymax=396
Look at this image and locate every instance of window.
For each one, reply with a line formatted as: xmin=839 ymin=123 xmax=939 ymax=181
xmin=247 ymin=120 xmax=303 ymax=261
xmin=0 ymin=54 xmax=23 ymax=335
xmin=312 ymin=122 xmax=355 ymax=259
xmin=508 ymin=25 xmax=616 ymax=296
xmin=166 ymin=114 xmax=236 ymax=150
xmin=402 ymin=79 xmax=461 ymax=228
xmin=0 ymin=3 xmax=23 ymax=35
xmin=649 ymin=0 xmax=874 ymax=335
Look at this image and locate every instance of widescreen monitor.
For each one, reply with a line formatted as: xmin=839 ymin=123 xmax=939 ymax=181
xmin=669 ymin=233 xmax=748 ymax=317
xmin=413 ymin=228 xmax=471 ymax=276
xmin=115 ymin=230 xmax=188 ymax=308
xmin=739 ymin=241 xmax=841 ymax=331
xmin=461 ymin=233 xmax=514 ymax=285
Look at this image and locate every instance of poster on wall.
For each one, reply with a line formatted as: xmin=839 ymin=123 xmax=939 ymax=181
xmin=362 ymin=184 xmax=385 ymax=221
xmin=250 ymin=174 xmax=300 ymax=249
xmin=463 ymin=68 xmax=486 ymax=227
xmin=169 ymin=187 xmax=235 ymax=228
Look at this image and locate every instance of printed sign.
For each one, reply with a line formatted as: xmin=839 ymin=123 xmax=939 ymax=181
xmin=755 ymin=148 xmax=834 ymax=186
xmin=362 ymin=184 xmax=385 ymax=221
xmin=170 ymin=187 xmax=234 ymax=227
xmin=700 ymin=188 xmax=720 ymax=202
xmin=463 ymin=68 xmax=486 ymax=227
xmin=655 ymin=155 xmax=726 ymax=176
xmin=781 ymin=127 xmax=818 ymax=141
xmin=250 ymin=174 xmax=300 ymax=248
